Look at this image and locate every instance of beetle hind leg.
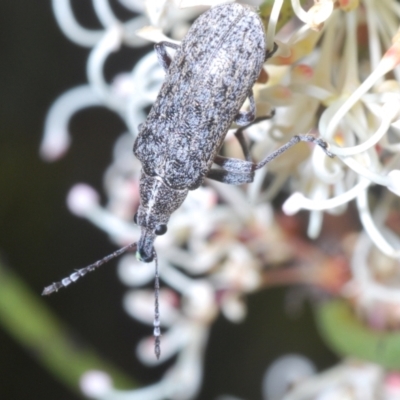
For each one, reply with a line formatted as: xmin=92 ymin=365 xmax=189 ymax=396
xmin=234 ymin=112 xmax=275 ymax=161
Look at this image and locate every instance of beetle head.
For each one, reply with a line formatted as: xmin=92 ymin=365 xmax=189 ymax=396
xmin=134 ymin=173 xmax=188 ymax=263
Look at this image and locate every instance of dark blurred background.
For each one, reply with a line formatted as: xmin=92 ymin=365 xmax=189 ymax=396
xmin=0 ymin=1 xmax=337 ymax=399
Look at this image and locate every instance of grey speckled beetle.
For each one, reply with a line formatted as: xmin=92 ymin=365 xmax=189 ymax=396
xmin=132 ymin=3 xmax=332 ymax=263
xmin=43 ymin=3 xmax=333 ymax=358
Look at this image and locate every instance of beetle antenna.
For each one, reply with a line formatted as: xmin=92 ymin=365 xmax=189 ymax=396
xmin=153 ymin=249 xmax=161 ymax=359
xmin=42 ymin=242 xmax=138 ymax=295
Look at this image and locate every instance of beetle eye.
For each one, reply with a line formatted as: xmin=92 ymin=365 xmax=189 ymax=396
xmin=133 ymin=213 xmax=138 ymax=224
xmin=154 ymin=224 xmax=167 ymax=236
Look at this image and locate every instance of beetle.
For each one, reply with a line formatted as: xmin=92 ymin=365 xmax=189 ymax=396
xmin=132 ymin=3 xmax=332 ymax=263
xmin=43 ymin=3 xmax=333 ymax=358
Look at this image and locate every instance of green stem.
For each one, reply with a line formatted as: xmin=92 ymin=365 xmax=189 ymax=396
xmin=316 ymin=299 xmax=400 ymax=370
xmin=0 ymin=261 xmax=137 ymax=397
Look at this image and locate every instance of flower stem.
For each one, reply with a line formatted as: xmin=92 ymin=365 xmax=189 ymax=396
xmin=0 ymin=260 xmax=137 ymax=395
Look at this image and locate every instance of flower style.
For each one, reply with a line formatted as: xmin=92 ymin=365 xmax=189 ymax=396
xmin=41 ymin=0 xmax=400 ymax=399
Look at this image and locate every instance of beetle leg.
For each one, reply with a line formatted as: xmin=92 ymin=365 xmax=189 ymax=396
xmin=253 ymin=134 xmax=334 ymax=171
xmin=154 ymin=41 xmax=180 ymax=72
xmin=213 ymin=155 xmax=253 ymax=173
xmin=265 ymin=42 xmax=278 ymax=61
xmin=234 ymin=89 xmax=256 ymax=127
xmin=233 ymin=113 xmax=275 ymax=161
xmin=208 ymin=155 xmax=254 ymax=184
xmin=234 ymin=43 xmax=278 ymax=127
xmin=209 ymin=134 xmax=333 ymax=184
xmin=207 ymin=168 xmax=254 ymax=185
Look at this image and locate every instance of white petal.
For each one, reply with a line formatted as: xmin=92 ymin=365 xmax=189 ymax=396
xmin=123 ymin=289 xmax=180 ymax=325
xmin=80 ymin=370 xmax=113 ymax=398
xmin=118 ymin=254 xmax=155 ymax=286
xmin=67 ymin=184 xmax=100 ymax=216
xmin=40 ymin=86 xmax=101 ymax=161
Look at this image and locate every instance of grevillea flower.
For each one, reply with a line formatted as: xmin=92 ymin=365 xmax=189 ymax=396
xmin=42 ymin=0 xmax=400 ymax=398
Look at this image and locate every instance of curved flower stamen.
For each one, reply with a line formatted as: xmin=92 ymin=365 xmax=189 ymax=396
xmin=266 ymin=0 xmax=285 ymax=52
xmin=87 ymin=25 xmax=125 ymax=114
xmin=52 ymin=0 xmax=104 ymax=47
xmin=290 ymin=0 xmax=310 ymax=24
xmin=126 ymin=51 xmax=165 ymax=137
xmin=283 ymin=178 xmax=371 ymax=215
xmin=324 ymin=39 xmax=400 ymax=141
xmin=331 ymin=101 xmax=400 ymax=156
xmin=92 ymin=0 xmax=120 ymax=27
xmin=40 ymin=85 xmax=102 ymax=161
xmin=67 ymin=184 xmax=139 ymax=242
xmin=357 ymin=189 xmax=400 ymax=259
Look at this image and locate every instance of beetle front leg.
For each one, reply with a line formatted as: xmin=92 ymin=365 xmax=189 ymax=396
xmin=234 ymin=43 xmax=278 ymax=126
xmin=154 ymin=41 xmax=180 ymax=72
xmin=265 ymin=42 xmax=278 ymax=61
xmin=234 ymin=89 xmax=256 ymax=126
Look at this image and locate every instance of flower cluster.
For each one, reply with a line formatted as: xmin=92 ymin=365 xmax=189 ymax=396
xmin=41 ymin=0 xmax=400 ymax=399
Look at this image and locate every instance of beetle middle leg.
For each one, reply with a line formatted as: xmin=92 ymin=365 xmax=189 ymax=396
xmin=207 ymin=168 xmax=254 ymax=185
xmin=234 ymin=111 xmax=275 ymax=161
xmin=207 ymin=136 xmax=334 ymax=185
xmin=208 ymin=154 xmax=255 ymax=185
xmin=155 ymin=41 xmax=180 ymax=72
xmin=252 ymin=134 xmax=334 ymax=171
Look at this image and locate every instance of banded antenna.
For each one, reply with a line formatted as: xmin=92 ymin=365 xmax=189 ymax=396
xmin=42 ymin=243 xmax=163 ymax=359
xmin=42 ymin=242 xmax=138 ymax=295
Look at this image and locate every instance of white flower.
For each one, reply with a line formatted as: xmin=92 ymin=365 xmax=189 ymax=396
xmin=42 ymin=0 xmax=400 ymax=398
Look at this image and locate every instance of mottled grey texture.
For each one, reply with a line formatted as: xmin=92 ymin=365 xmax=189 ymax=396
xmin=133 ymin=3 xmax=266 ymax=260
xmin=135 ymin=173 xmax=188 ymax=262
xmin=134 ymin=3 xmax=265 ymax=190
